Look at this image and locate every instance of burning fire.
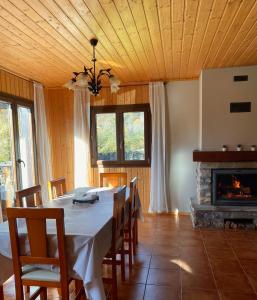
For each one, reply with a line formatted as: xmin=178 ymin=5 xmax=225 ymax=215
xmin=232 ymin=177 xmax=241 ymax=189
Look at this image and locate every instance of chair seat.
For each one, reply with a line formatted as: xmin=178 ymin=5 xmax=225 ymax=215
xmin=21 ymin=268 xmax=60 ymax=282
xmin=22 ymin=265 xmax=38 ymax=274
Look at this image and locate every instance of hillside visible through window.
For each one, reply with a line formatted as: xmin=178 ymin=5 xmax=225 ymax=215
xmin=124 ymin=112 xmax=145 ymax=160
xmin=96 ymin=113 xmax=117 ymax=161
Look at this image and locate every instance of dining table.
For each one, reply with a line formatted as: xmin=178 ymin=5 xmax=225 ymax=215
xmin=0 ymin=186 xmax=134 ymax=300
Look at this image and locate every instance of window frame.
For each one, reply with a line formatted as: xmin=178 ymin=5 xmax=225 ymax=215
xmin=90 ymin=104 xmax=151 ymax=167
xmin=0 ymin=91 xmax=38 ymax=189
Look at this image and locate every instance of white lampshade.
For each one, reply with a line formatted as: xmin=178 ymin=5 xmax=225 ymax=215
xmin=109 ymin=75 xmax=120 ymax=86
xmin=109 ymin=75 xmax=120 ymax=93
xmin=110 ymin=84 xmax=120 ymax=93
xmin=75 ymin=73 xmax=88 ymax=87
xmin=63 ymin=79 xmax=75 ymax=90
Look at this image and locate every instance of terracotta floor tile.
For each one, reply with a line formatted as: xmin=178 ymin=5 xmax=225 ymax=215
xmin=152 ymin=244 xmax=180 ymax=257
xmin=240 ymin=259 xmax=257 ymax=275
xmin=181 ymin=271 xmax=216 ymax=291
xmin=144 ymin=284 xmax=181 ymax=300
xmin=147 ymin=268 xmax=181 ymax=289
xmin=150 ymin=255 xmax=180 ymax=270
xmin=247 ymin=274 xmax=257 ymax=293
xmin=213 ymin=271 xmax=253 ymax=292
xmin=178 ymin=258 xmax=212 ymax=275
xmin=201 ymin=230 xmax=226 ymax=240
xmin=179 ymin=238 xmax=204 ymax=247
xmin=126 ymin=255 xmax=151 ymax=269
xmin=123 ymin=267 xmax=149 ymax=285
xmin=182 ymin=289 xmax=220 ymax=300
xmin=228 ymin=240 xmax=257 ymax=249
xmin=207 ymin=247 xmax=236 ymax=260
xmin=136 ymin=243 xmax=153 ymax=255
xmin=210 ymin=258 xmax=243 ymax=274
xmin=234 ymin=249 xmax=257 ymax=260
xmin=204 ymin=239 xmax=230 ymax=249
xmin=117 ymin=283 xmax=145 ymax=300
xmin=180 ymin=246 xmax=206 ymax=259
xmin=219 ymin=290 xmax=257 ymax=300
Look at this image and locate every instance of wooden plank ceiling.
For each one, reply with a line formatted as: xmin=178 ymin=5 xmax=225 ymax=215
xmin=0 ymin=0 xmax=256 ymax=87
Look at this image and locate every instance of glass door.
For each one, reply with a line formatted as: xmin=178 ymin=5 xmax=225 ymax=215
xmin=0 ymin=97 xmax=37 ymax=221
xmin=17 ymin=105 xmax=36 ymax=189
xmin=0 ymin=101 xmax=16 ymax=221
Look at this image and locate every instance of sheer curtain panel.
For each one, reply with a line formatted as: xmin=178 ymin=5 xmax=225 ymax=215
xmin=149 ymin=82 xmax=169 ymax=213
xmin=34 ymin=82 xmax=52 ymax=202
xmin=74 ymin=87 xmax=91 ymax=188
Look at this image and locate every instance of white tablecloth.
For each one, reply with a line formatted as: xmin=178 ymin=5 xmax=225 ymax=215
xmin=0 ymin=187 xmax=130 ymax=300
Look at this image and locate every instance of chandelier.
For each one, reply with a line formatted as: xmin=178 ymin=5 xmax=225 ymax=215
xmin=64 ymin=38 xmax=120 ymax=96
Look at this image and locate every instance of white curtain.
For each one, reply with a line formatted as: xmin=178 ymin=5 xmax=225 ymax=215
xmin=149 ymin=82 xmax=169 ymax=213
xmin=34 ymin=82 xmax=52 ymax=202
xmin=74 ymin=87 xmax=91 ymax=188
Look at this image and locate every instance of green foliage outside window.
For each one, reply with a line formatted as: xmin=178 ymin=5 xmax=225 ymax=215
xmin=0 ymin=105 xmax=11 ymax=163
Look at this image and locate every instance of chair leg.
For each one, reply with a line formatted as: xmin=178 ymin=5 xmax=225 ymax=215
xmin=135 ymin=217 xmax=139 ymax=245
xmin=133 ymin=225 xmax=137 ymax=256
xmin=128 ymin=229 xmax=133 ymax=269
xmin=112 ymin=253 xmax=118 ymax=300
xmin=14 ymin=280 xmax=24 ymax=300
xmin=120 ymin=242 xmax=125 ymax=281
xmin=0 ymin=285 xmax=3 ymax=300
xmin=61 ymin=282 xmax=70 ymax=300
xmin=39 ymin=287 xmax=47 ymax=300
xmin=24 ymin=286 xmax=30 ymax=294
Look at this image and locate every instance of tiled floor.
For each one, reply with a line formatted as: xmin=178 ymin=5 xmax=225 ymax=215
xmin=3 ymin=214 xmax=257 ymax=299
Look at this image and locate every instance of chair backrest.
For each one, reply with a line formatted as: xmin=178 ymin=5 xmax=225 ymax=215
xmin=112 ymin=186 xmax=126 ymax=247
xmin=16 ymin=185 xmax=42 ymax=207
xmin=100 ymin=173 xmax=127 ymax=188
xmin=129 ymin=177 xmax=138 ymax=219
xmin=6 ymin=207 xmax=68 ymax=285
xmin=49 ymin=177 xmax=67 ymax=200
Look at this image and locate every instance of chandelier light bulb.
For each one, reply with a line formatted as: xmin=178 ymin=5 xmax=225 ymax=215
xmin=75 ymin=73 xmax=88 ymax=87
xmin=63 ymin=79 xmax=76 ymax=90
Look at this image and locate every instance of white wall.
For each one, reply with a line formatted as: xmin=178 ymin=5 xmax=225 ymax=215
xmin=166 ymin=80 xmax=199 ymax=212
xmin=200 ymin=65 xmax=257 ymax=150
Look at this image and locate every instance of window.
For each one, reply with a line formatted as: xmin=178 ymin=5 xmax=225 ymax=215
xmin=0 ymin=92 xmax=37 ymax=220
xmin=91 ymin=104 xmax=151 ymax=167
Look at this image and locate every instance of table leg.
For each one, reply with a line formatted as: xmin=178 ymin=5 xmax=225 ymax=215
xmin=0 ymin=285 xmax=4 ymax=300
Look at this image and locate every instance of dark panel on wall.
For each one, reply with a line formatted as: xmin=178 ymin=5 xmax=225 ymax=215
xmin=233 ymin=75 xmax=248 ymax=82
xmin=230 ymin=102 xmax=251 ymax=113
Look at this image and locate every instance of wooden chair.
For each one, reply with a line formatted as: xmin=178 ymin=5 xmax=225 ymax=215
xmin=6 ymin=207 xmax=85 ymax=300
xmin=124 ymin=177 xmax=139 ymax=269
xmin=48 ymin=177 xmax=67 ymax=200
xmin=100 ymin=173 xmax=127 ymax=188
xmin=103 ymin=186 xmax=126 ymax=300
xmin=16 ymin=185 xmax=42 ymax=208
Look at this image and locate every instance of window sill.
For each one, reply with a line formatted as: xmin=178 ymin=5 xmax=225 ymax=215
xmin=91 ymin=160 xmax=151 ymax=168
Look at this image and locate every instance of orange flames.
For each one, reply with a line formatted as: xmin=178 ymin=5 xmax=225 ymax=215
xmin=233 ymin=178 xmax=241 ymax=189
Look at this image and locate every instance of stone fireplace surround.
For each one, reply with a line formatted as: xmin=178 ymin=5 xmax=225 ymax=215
xmin=191 ymin=152 xmax=257 ymax=228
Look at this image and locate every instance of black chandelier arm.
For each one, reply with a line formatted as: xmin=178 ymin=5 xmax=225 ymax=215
xmin=97 ymin=69 xmax=112 ymax=81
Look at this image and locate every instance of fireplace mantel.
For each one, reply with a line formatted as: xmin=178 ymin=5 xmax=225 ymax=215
xmin=193 ymin=150 xmax=257 ymax=162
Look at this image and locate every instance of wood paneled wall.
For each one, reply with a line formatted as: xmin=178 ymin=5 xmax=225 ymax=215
xmin=0 ymin=69 xmax=34 ymax=100
xmin=45 ymin=85 xmax=151 ymax=212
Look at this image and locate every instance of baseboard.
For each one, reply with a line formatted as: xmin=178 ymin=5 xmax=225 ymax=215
xmin=143 ymin=211 xmax=190 ymax=216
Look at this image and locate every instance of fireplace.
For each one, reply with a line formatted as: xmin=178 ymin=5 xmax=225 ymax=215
xmin=212 ymin=169 xmax=257 ymax=206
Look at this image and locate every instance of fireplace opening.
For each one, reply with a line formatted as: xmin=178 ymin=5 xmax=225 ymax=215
xmin=212 ymin=169 xmax=257 ymax=206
